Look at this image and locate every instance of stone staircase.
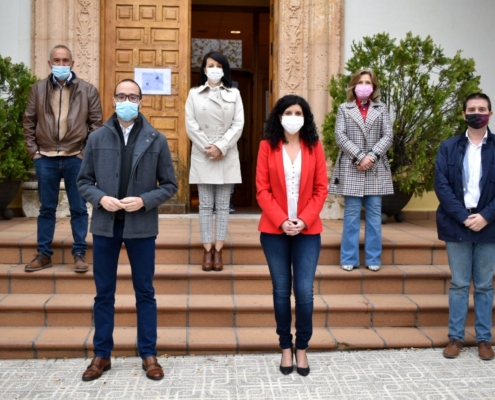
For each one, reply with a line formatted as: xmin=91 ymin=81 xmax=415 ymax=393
xmin=0 ymin=216 xmax=490 ymax=359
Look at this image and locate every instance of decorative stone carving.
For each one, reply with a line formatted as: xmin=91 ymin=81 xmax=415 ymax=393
xmin=280 ymin=0 xmax=303 ymax=93
xmin=32 ymin=0 xmax=100 ymax=86
xmin=278 ymin=0 xmax=343 ymax=118
xmin=74 ymin=0 xmax=100 ymax=86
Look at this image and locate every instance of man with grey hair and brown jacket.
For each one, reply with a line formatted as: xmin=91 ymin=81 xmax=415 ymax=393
xmin=23 ymin=44 xmax=102 ymax=273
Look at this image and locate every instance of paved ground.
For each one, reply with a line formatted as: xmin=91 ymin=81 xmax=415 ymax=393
xmin=2 ymin=347 xmax=495 ymax=400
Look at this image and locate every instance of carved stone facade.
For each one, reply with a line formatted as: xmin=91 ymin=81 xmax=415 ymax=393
xmin=24 ymin=0 xmax=100 ymax=217
xmin=278 ymin=0 xmax=345 ymax=218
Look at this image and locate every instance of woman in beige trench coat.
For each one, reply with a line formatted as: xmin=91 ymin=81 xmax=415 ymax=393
xmin=186 ymin=51 xmax=244 ymax=271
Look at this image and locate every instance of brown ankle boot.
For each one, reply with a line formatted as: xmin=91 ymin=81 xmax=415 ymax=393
xmin=212 ymin=248 xmax=223 ymax=271
xmin=202 ymin=248 xmax=213 ymax=271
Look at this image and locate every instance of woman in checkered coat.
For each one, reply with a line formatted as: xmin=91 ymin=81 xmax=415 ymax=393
xmin=329 ymin=68 xmax=394 ymax=272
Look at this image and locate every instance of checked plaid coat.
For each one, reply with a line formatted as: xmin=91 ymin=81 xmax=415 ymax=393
xmin=329 ymin=101 xmax=394 ymax=197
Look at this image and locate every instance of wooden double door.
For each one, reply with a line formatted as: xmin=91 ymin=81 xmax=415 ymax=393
xmin=100 ymin=0 xmax=190 ymax=213
xmin=100 ymin=0 xmax=271 ymax=212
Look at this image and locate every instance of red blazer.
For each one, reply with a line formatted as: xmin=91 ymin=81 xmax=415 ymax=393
xmin=256 ymin=139 xmax=328 ymax=234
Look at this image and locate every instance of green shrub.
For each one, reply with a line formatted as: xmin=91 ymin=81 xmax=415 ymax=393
xmin=322 ymin=32 xmax=481 ymax=197
xmin=0 ymin=55 xmax=38 ymax=182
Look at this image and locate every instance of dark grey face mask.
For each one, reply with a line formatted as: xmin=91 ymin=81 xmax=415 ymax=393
xmin=465 ymin=113 xmax=490 ymax=129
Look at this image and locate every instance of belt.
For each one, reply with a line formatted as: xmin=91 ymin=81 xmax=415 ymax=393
xmin=467 ymin=207 xmax=478 ymax=214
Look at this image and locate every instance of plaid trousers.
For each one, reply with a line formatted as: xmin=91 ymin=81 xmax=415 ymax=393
xmin=198 ymin=184 xmax=232 ymax=243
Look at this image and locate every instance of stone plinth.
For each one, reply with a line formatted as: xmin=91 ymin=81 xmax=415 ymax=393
xmin=22 ymin=172 xmax=93 ymax=218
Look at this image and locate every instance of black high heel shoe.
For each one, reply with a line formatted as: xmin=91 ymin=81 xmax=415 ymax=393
xmin=295 ymin=350 xmax=310 ymax=377
xmin=279 ymin=348 xmax=294 ymax=375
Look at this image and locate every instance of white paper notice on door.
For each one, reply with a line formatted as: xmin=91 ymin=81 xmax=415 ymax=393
xmin=134 ymin=68 xmax=171 ymax=95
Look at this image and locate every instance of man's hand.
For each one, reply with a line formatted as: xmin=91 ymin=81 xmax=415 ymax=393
xmin=121 ymin=197 xmax=144 ymax=212
xmin=33 ymin=154 xmax=42 ymax=160
xmin=205 ymin=145 xmax=223 ymax=161
xmin=464 ymin=214 xmax=488 ymax=232
xmin=99 ymin=196 xmax=124 ymax=212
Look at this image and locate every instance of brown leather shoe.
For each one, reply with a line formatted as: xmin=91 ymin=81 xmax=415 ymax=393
xmin=142 ymin=355 xmax=164 ymax=380
xmin=202 ymin=247 xmax=213 ymax=271
xmin=82 ymin=357 xmax=111 ymax=381
xmin=212 ymin=248 xmax=223 ymax=271
xmin=25 ymin=253 xmax=52 ymax=272
xmin=443 ymin=338 xmax=463 ymax=358
xmin=478 ymin=341 xmax=495 ymax=360
xmin=74 ymin=253 xmax=89 ymax=273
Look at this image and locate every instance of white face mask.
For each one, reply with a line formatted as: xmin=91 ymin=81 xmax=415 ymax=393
xmin=206 ymin=67 xmax=224 ymax=84
xmin=281 ymin=116 xmax=304 ymax=135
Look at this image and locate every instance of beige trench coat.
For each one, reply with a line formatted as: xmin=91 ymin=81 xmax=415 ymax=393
xmin=185 ymin=84 xmax=244 ymax=184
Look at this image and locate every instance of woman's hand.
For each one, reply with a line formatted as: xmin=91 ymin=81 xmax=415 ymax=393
xmin=205 ymin=144 xmax=223 ymax=161
xmin=357 ymin=155 xmax=375 ymax=171
xmin=281 ymin=218 xmax=307 ymax=235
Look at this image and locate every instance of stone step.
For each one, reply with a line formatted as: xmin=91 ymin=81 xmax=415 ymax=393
xmin=0 ymin=217 xmax=462 ymax=360
xmin=0 ymin=325 xmax=489 ymax=359
xmin=0 ymin=264 xmax=453 ymax=295
xmin=0 ymin=293 xmax=488 ymax=329
xmin=0 ymin=218 xmax=447 ymax=266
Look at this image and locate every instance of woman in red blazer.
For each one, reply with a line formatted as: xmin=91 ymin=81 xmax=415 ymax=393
xmin=256 ymin=95 xmax=328 ymax=376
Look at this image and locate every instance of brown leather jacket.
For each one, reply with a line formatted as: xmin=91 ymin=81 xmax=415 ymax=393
xmin=23 ymin=73 xmax=103 ymax=159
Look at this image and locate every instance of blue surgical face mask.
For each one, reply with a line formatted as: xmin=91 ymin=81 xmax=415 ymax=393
xmin=116 ymin=101 xmax=139 ymax=122
xmin=51 ymin=65 xmax=71 ymax=81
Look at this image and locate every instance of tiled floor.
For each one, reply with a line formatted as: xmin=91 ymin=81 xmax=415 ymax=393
xmin=2 ymin=348 xmax=495 ymax=399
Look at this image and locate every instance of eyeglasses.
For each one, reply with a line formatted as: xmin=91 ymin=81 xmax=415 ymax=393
xmin=114 ymin=93 xmax=141 ymax=103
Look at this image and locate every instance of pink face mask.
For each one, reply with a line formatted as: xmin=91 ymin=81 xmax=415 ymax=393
xmin=355 ymin=84 xmax=373 ymax=100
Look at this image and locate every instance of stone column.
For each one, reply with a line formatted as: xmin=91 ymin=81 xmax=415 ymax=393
xmin=277 ymin=0 xmax=344 ymax=218
xmin=24 ymin=0 xmax=100 ymax=217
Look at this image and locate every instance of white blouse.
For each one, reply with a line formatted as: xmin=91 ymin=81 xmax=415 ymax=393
xmin=282 ymin=146 xmax=302 ymax=220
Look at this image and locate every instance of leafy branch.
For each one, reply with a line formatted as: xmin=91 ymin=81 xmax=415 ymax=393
xmin=0 ymin=55 xmax=38 ymax=181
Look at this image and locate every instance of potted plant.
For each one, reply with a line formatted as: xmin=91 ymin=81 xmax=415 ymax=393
xmin=0 ymin=55 xmax=38 ymax=219
xmin=322 ymin=32 xmax=481 ymax=221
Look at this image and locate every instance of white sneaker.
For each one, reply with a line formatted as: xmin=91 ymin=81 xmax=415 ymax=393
xmin=341 ymin=265 xmax=354 ymax=271
xmin=367 ymin=265 xmax=381 ymax=272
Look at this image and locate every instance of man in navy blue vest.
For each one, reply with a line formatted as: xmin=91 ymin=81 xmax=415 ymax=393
xmin=435 ymin=92 xmax=495 ymax=360
xmin=77 ymin=79 xmax=177 ymax=380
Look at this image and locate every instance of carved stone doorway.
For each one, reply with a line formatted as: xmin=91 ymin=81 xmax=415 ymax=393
xmin=28 ymin=0 xmax=343 ymax=217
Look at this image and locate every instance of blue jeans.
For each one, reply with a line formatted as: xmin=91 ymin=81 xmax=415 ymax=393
xmin=341 ymin=195 xmax=382 ymax=266
xmin=260 ymin=232 xmax=321 ymax=350
xmin=93 ymin=220 xmax=157 ymax=359
xmin=445 ymin=241 xmax=495 ymax=343
xmin=33 ymin=155 xmax=88 ymax=256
